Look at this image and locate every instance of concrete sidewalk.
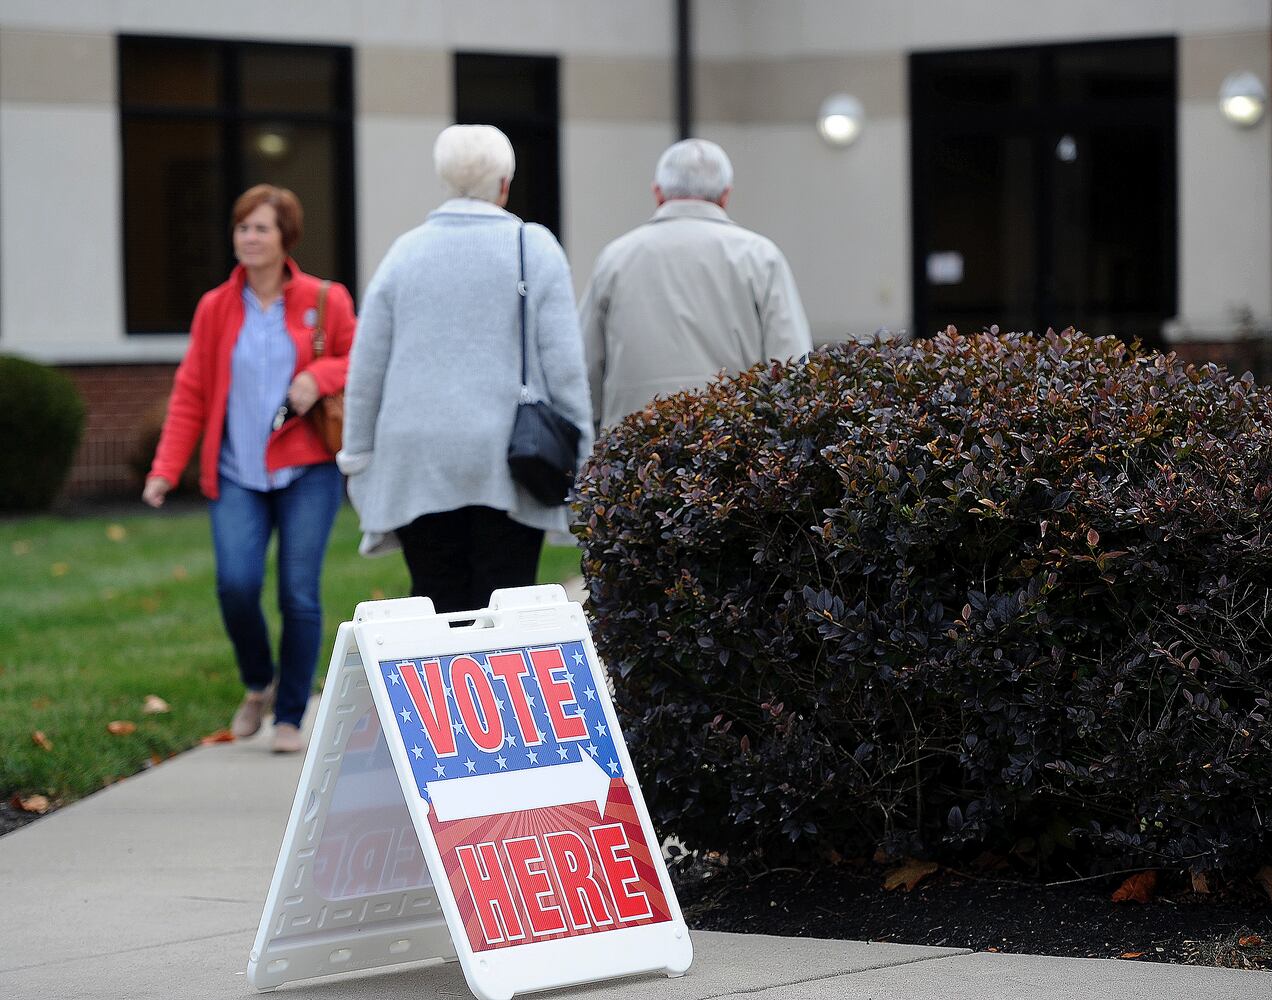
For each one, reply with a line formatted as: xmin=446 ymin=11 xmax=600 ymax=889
xmin=2 ymin=713 xmax=1268 ymax=1000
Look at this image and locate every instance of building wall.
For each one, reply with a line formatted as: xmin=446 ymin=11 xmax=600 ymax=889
xmin=1 ymin=0 xmax=1270 ymax=497
xmin=697 ymin=0 xmax=1272 ymax=342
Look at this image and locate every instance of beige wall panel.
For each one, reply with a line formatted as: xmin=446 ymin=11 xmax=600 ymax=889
xmin=356 ymin=115 xmax=451 ymax=296
xmin=1180 ymin=31 xmax=1272 ymax=102
xmin=0 ymin=105 xmax=126 ymax=357
xmin=562 ymin=57 xmax=672 ymax=123
xmin=697 ymin=52 xmax=905 ymax=123
xmin=357 ymin=46 xmax=450 ymax=117
xmin=0 ymin=29 xmax=113 ymax=104
xmin=700 ymin=119 xmax=911 ymax=343
xmin=1175 ymin=102 xmax=1272 ymax=336
xmin=561 ymin=121 xmax=677 ymax=299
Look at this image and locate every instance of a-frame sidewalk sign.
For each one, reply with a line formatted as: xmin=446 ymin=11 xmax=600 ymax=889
xmin=247 ymin=584 xmax=693 ymax=999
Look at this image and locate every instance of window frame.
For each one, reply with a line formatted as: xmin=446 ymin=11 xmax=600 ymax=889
xmin=118 ymin=34 xmax=356 ymax=335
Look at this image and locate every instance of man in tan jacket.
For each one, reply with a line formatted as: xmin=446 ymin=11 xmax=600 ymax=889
xmin=579 ymin=138 xmax=812 ymax=429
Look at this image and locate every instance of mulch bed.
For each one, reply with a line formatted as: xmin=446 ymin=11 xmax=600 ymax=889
xmin=0 ymin=800 xmax=43 ymax=837
xmin=672 ymin=857 xmax=1272 ymax=971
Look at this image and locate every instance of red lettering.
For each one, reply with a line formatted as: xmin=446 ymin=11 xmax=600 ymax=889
xmin=451 ymin=656 xmax=504 ymax=753
xmin=529 ymin=648 xmax=588 ymax=741
xmin=456 ymin=842 xmax=525 ymax=945
xmin=544 ymin=831 xmax=613 ymax=930
xmin=488 ymin=651 xmax=541 ymax=746
xmin=399 ymin=659 xmax=456 ymax=756
xmin=590 ymin=823 xmax=652 ymax=921
xmin=503 ymin=836 xmax=567 ymax=936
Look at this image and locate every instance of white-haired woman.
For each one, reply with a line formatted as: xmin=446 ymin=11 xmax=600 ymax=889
xmin=338 ymin=125 xmax=592 ymax=612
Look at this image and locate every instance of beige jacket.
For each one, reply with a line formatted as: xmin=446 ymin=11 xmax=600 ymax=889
xmin=579 ymin=199 xmax=812 ymax=429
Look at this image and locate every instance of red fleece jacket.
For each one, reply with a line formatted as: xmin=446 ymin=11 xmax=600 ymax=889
xmin=149 ymin=261 xmax=356 ymax=500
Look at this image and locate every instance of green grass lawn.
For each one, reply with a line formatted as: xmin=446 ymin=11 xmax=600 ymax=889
xmin=0 ymin=504 xmax=579 ymax=803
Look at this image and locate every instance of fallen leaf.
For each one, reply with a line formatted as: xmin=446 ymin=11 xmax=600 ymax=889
xmin=50 ymin=562 xmax=69 ymax=577
xmin=171 ymin=564 xmax=188 ymax=580
xmin=201 ymin=729 xmax=236 ymax=745
xmin=106 ymin=720 xmax=137 ymax=735
xmin=1087 ymin=528 xmax=1100 ymax=546
xmin=370 ymin=587 xmax=386 ymax=600
xmin=986 ymin=946 xmax=1000 ymax=953
xmin=1256 ymin=866 xmax=1272 ymax=904
xmin=12 ymin=793 xmax=49 ymax=814
xmin=105 ymin=523 xmax=127 ymax=542
xmin=883 ymin=858 xmax=939 ymax=892
xmin=1111 ymin=870 xmax=1158 ymax=903
xmin=1240 ymin=935 xmax=1264 ymax=948
xmin=12 ymin=539 xmax=32 ymax=556
xmin=30 ymin=696 xmax=51 ymax=710
xmin=30 ymin=730 xmax=52 ymax=751
xmin=140 ymin=596 xmax=160 ymax=613
xmin=872 ymin=846 xmax=889 ymax=864
xmin=142 ymin=695 xmax=170 ymax=715
xmin=1119 ymin=952 xmax=1145 ymax=959
xmin=1191 ymin=870 xmax=1211 ymax=894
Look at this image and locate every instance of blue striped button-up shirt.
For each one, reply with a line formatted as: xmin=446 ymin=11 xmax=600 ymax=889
xmin=218 ymin=288 xmax=302 ymax=492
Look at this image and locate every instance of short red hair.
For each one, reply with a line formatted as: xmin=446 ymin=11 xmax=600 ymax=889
xmin=231 ymin=184 xmax=303 ymax=252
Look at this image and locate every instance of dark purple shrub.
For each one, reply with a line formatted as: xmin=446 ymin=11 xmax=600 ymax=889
xmin=574 ymin=330 xmax=1272 ymax=874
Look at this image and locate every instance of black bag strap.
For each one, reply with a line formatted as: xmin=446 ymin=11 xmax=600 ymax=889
xmin=517 ymin=224 xmax=529 ymax=391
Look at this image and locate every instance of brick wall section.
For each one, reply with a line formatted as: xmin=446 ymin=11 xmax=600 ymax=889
xmin=61 ymin=364 xmax=178 ymax=498
xmin=53 ymin=338 xmax=1272 ymax=500
xmin=1167 ymin=339 xmax=1272 ymax=381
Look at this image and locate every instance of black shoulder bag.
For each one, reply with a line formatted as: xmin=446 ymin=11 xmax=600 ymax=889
xmin=507 ymin=224 xmax=582 ymax=506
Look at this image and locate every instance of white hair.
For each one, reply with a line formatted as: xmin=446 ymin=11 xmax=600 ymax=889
xmin=654 ymin=138 xmax=734 ymax=202
xmin=434 ymin=124 xmax=516 ymax=203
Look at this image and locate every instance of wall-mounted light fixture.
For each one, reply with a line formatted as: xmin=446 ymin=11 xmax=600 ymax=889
xmin=817 ymin=93 xmax=864 ymax=147
xmin=1219 ymin=71 xmax=1266 ymax=127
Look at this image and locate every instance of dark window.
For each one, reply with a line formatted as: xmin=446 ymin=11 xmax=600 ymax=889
xmin=119 ymin=36 xmax=355 ymax=334
xmin=910 ymin=38 xmax=1176 ymax=346
xmin=454 ymin=53 xmax=561 ymax=240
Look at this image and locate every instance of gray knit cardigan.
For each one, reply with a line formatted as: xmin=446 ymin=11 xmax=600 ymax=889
xmin=338 ymin=199 xmax=593 ymax=553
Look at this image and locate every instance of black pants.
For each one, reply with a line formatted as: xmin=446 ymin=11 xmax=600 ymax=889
xmin=396 ymin=506 xmax=544 ymax=614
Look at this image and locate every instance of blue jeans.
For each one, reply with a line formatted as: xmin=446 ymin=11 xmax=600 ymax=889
xmin=209 ymin=463 xmax=343 ymax=728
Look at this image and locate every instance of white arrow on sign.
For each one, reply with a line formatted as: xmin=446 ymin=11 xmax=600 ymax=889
xmin=427 ymin=753 xmax=613 ymax=823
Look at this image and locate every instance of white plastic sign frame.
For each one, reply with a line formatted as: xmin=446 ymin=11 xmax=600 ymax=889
xmin=248 ymin=585 xmax=693 ymax=999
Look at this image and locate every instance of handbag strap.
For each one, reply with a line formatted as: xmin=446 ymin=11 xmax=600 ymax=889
xmin=311 ymin=280 xmax=332 ymax=358
xmin=517 ymin=224 xmax=529 ymax=390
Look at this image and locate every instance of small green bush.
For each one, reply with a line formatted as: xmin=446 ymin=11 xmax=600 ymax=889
xmin=0 ymin=356 xmax=85 ymax=511
xmin=575 ymin=330 xmax=1272 ymax=876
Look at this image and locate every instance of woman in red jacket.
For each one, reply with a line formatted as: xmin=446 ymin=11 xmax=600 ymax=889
xmin=143 ymin=185 xmax=355 ymax=753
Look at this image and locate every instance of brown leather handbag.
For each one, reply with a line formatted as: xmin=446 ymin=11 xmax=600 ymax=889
xmin=307 ymin=280 xmax=344 ymax=455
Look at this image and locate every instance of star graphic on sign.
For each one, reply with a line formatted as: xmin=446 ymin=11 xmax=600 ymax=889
xmin=586 ymin=742 xmax=599 ymax=757
xmin=564 ymin=670 xmax=575 ymax=683
xmin=573 ymin=651 xmax=584 ymax=666
xmin=400 ymin=708 xmax=413 ymax=724
xmin=411 ymin=744 xmax=424 ymax=759
xmin=557 ymin=746 xmax=569 ymax=760
xmin=505 ymin=733 xmax=517 ymax=747
xmin=389 ymin=670 xmax=401 ymax=686
xmin=453 ymin=721 xmax=464 ymax=734
xmin=527 ymin=695 xmax=537 ymax=708
xmin=444 ymin=685 xmax=453 ymax=700
xmin=433 ymin=763 xmax=446 ymax=777
xmin=608 ymin=759 xmax=619 ymax=774
xmin=527 ymin=749 xmax=538 ymax=764
xmin=535 ymin=729 xmax=547 ymax=742
xmin=494 ymin=696 xmax=505 ymax=711
xmin=464 ymin=758 xmax=477 ymax=773
xmin=597 ymin=723 xmax=607 ymax=736
xmin=495 ymin=755 xmax=508 ymax=770
xmin=584 ymin=687 xmax=596 ymax=701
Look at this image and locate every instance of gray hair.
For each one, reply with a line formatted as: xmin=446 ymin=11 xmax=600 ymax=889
xmin=434 ymin=124 xmax=516 ymax=203
xmin=654 ymin=138 xmax=734 ymax=201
